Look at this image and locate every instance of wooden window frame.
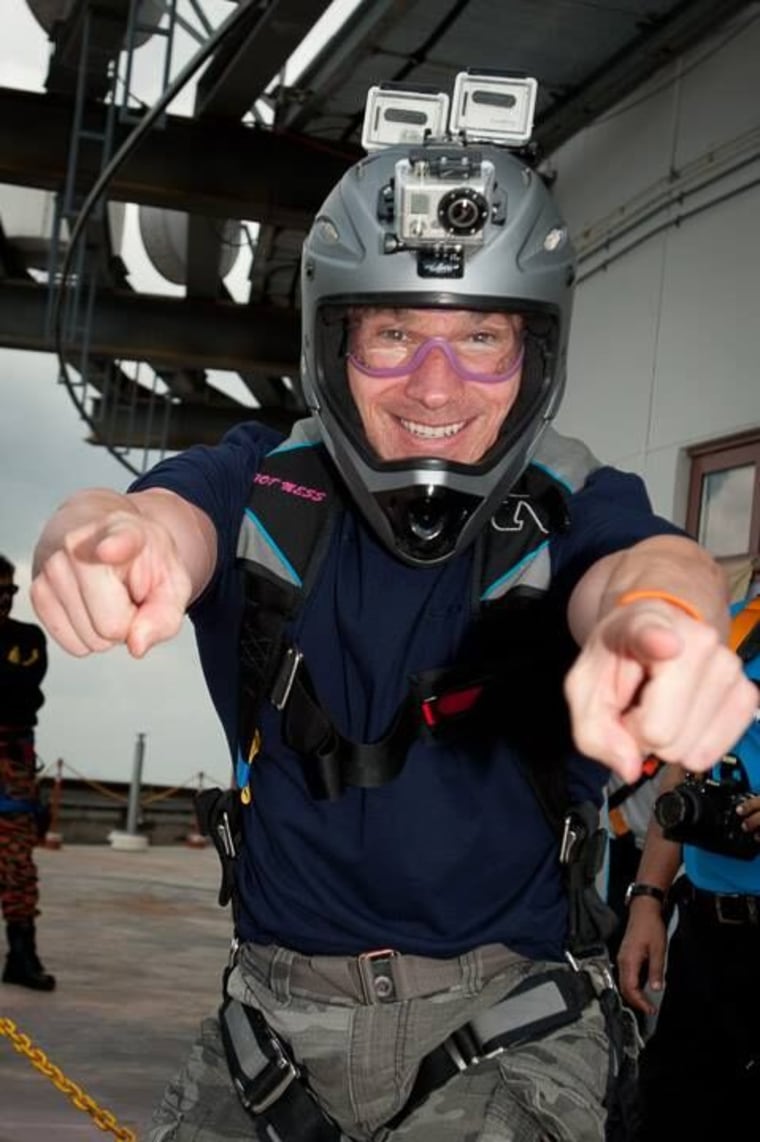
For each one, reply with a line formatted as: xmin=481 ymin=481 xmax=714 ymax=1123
xmin=685 ymin=429 xmax=760 ymax=560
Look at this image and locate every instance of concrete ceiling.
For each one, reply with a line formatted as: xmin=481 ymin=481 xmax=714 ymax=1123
xmin=0 ymin=0 xmax=751 ymax=464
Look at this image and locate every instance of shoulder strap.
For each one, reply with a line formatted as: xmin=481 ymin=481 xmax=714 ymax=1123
xmin=236 ymin=420 xmax=342 ymax=767
xmin=478 ymin=428 xmax=598 ymax=603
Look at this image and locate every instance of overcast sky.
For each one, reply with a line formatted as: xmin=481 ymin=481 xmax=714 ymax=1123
xmin=1 ymin=0 xmax=359 ymax=788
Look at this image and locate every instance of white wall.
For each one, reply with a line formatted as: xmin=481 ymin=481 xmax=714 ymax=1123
xmin=551 ymin=5 xmax=760 ymax=523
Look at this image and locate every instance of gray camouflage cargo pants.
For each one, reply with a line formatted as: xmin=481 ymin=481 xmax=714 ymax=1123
xmin=148 ymin=941 xmax=613 ymax=1142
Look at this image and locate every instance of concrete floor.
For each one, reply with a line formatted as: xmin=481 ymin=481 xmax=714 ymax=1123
xmin=0 ymin=843 xmax=233 ymax=1142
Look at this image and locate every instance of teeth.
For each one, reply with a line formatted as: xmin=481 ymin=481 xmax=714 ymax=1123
xmin=400 ymin=418 xmax=466 ymax=439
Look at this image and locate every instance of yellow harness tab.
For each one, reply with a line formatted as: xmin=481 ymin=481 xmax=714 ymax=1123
xmin=248 ymin=728 xmax=262 ymax=764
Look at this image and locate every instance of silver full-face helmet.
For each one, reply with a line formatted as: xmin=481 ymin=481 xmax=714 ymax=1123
xmin=300 ymin=139 xmax=576 ymax=566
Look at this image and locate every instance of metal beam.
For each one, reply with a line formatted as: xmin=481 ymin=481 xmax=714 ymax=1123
xmin=195 ymin=0 xmax=335 ymax=119
xmin=87 ymin=398 xmax=299 ymax=449
xmin=0 ymin=87 xmax=360 ymax=226
xmin=0 ymin=279 xmax=301 ymax=374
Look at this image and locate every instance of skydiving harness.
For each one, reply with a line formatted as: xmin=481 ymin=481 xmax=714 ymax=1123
xmin=196 ymin=420 xmax=634 ymax=1140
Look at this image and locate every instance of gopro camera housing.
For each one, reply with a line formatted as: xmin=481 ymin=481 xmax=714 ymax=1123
xmin=362 ymin=84 xmax=450 ymax=151
xmin=450 ymin=72 xmax=537 ymax=145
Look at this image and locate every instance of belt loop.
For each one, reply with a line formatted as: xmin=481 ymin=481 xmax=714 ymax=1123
xmin=269 ymin=946 xmax=295 ymax=1003
xmin=357 ymin=949 xmax=398 ymax=1003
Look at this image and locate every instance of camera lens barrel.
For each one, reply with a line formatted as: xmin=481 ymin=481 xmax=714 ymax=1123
xmin=654 ymin=789 xmax=691 ymax=830
xmin=437 ymin=188 xmax=489 ymax=236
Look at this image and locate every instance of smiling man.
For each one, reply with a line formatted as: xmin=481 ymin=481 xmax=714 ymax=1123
xmin=31 ymin=116 xmax=756 ymax=1142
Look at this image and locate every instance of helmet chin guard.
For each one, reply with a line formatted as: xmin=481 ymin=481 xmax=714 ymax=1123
xmin=300 ymin=132 xmax=575 ymax=567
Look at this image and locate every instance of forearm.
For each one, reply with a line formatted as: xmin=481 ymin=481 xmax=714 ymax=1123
xmin=632 ymin=764 xmax=685 ymax=894
xmin=568 ymin=535 xmax=729 ymax=646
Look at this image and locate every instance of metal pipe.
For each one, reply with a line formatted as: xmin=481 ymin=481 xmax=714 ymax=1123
xmin=125 ymin=732 xmax=146 ymax=835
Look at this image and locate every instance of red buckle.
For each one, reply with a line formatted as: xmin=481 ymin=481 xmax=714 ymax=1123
xmin=642 ymin=755 xmax=662 ymax=778
xmin=421 ymin=684 xmax=484 ymax=728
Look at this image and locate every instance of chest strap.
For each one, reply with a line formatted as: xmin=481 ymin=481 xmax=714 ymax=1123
xmin=275 ymin=649 xmax=490 ymax=800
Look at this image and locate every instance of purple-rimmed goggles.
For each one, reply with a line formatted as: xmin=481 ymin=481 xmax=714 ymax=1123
xmin=348 ymin=336 xmax=525 ymax=385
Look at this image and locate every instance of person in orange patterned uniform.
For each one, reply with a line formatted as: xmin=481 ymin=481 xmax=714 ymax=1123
xmin=0 ymin=554 xmax=55 ymax=991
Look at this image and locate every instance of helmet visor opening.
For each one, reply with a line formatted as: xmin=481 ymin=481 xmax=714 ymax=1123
xmin=313 ymin=299 xmax=560 ymax=476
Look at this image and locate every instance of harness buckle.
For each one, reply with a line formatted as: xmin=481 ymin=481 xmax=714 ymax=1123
xmin=271 ymin=647 xmax=304 ymax=711
xmin=246 ymin=1029 xmax=299 ymax=1114
xmin=559 ymin=811 xmax=586 ymax=864
xmin=420 ymin=684 xmax=485 ymax=729
xmin=357 ymin=948 xmax=398 ymax=1003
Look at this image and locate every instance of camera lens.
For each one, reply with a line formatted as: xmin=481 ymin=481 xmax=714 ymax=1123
xmin=407 ymin=499 xmax=447 ymax=542
xmin=437 ymin=188 xmax=489 ymax=236
xmin=654 ymin=789 xmax=692 ymax=830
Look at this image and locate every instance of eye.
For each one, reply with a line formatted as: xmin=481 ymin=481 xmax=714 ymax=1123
xmin=377 ymin=326 xmax=408 ymax=343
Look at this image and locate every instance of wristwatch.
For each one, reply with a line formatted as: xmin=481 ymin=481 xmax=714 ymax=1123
xmin=624 ymin=882 xmax=666 ymax=908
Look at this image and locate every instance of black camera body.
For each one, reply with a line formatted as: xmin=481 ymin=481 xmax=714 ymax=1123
xmin=654 ymin=766 xmax=757 ymax=861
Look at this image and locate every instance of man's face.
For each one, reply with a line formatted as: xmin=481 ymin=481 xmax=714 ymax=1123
xmin=0 ymin=576 xmax=17 ymax=623
xmin=346 ymin=308 xmax=524 ymax=464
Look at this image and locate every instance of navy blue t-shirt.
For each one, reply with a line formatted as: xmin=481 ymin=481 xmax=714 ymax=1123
xmin=134 ymin=421 xmax=680 ymax=961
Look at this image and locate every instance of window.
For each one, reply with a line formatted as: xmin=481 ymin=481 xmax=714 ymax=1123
xmin=686 ymin=431 xmax=760 ymax=594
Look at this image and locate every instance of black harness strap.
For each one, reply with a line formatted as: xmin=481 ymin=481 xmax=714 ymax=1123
xmin=219 ymin=997 xmax=340 ymax=1142
xmin=281 ymin=664 xmax=418 ymax=799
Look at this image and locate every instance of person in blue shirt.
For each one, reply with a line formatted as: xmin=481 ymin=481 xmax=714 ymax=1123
xmin=618 ymin=596 xmax=760 ymax=1141
xmin=30 ymin=117 xmax=756 ymax=1141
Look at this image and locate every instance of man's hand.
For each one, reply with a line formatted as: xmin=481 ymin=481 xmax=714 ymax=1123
xmin=617 ymin=896 xmax=668 ymax=1016
xmin=31 ymin=489 xmax=214 ymax=659
xmin=735 ymin=791 xmax=760 ymax=843
xmin=565 ymin=596 xmax=757 ymax=783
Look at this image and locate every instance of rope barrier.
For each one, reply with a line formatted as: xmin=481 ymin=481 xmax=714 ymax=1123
xmin=48 ymin=759 xmax=230 ymax=806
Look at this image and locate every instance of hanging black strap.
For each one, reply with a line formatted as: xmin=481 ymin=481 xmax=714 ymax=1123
xmin=607 ymin=756 xmax=663 ymax=811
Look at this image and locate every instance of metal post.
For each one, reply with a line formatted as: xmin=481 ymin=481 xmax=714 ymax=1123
xmin=125 ymin=732 xmax=146 ymax=835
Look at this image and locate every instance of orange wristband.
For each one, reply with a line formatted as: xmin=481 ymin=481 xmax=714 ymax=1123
xmin=616 ymin=589 xmax=704 ymax=623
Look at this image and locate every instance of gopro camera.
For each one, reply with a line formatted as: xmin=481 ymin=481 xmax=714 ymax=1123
xmin=362 ymin=84 xmax=450 ymax=151
xmin=394 ymin=148 xmax=496 ymax=248
xmin=362 ymin=70 xmax=538 ymax=151
xmin=450 ymin=71 xmax=537 ymax=146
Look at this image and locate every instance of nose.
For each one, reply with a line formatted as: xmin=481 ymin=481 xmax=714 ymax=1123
xmin=404 ymin=343 xmax=465 ymax=409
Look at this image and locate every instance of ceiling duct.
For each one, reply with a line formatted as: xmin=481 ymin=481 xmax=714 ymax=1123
xmin=27 ymin=0 xmax=163 ymax=47
xmin=137 ymin=205 xmax=242 ymax=286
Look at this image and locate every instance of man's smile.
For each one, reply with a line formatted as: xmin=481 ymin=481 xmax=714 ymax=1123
xmin=398 ymin=417 xmax=468 ymax=440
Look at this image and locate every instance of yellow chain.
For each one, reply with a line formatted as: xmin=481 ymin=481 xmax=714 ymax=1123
xmin=0 ymin=1017 xmax=137 ymax=1140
